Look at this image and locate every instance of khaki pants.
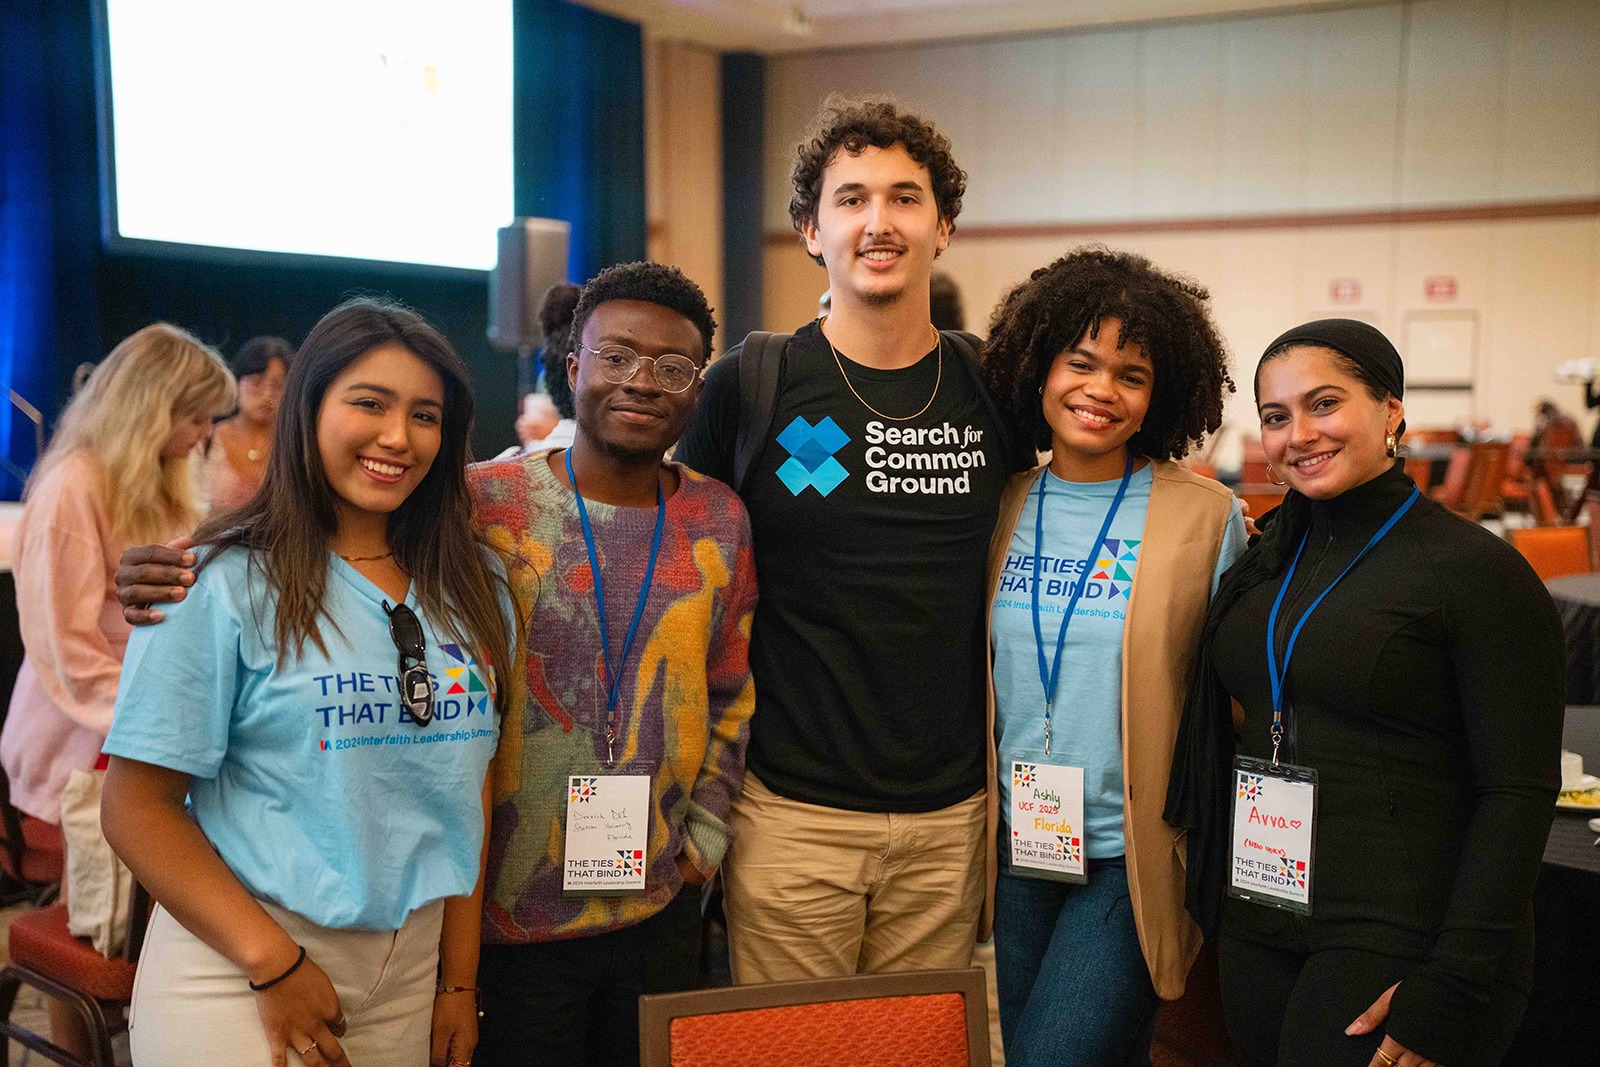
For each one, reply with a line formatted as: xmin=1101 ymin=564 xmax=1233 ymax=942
xmin=723 ymin=774 xmax=985 ymax=984
xmin=129 ymin=898 xmax=443 ymax=1066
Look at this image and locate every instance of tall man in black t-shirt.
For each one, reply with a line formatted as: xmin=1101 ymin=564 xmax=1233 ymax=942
xmin=677 ymin=96 xmax=1025 ymax=981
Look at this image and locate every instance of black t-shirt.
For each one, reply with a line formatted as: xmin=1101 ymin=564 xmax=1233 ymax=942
xmin=677 ymin=322 xmax=1019 ymax=812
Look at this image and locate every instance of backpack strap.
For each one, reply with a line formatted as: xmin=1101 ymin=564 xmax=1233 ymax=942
xmin=940 ymin=329 xmax=1021 ymax=471
xmin=733 ymin=331 xmax=792 ymax=495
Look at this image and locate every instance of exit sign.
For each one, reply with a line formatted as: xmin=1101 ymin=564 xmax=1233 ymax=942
xmin=1425 ymin=276 xmax=1457 ymax=301
xmin=1330 ymin=278 xmax=1361 ymax=304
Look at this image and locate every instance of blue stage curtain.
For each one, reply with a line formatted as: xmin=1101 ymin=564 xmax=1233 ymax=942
xmin=514 ymin=0 xmax=647 ymax=283
xmin=0 ymin=3 xmax=60 ymax=498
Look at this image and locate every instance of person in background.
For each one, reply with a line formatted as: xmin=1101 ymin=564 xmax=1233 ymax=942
xmin=1167 ymin=319 xmax=1562 ymax=1067
xmin=980 ymin=247 xmax=1243 ymax=1064
xmin=206 ymin=335 xmax=291 ymax=513
xmin=0 ymin=322 xmax=234 ymax=1054
xmin=526 ymin=282 xmax=581 ymax=452
xmin=929 ymin=270 xmax=965 ymax=332
xmin=102 ymin=299 xmax=513 ymax=1067
xmin=2 ymin=323 xmax=233 ymax=826
xmin=503 ymin=283 xmax=581 ymax=458
xmin=468 ymin=262 xmax=755 ymax=1066
xmin=1528 ymin=397 xmax=1583 ymax=516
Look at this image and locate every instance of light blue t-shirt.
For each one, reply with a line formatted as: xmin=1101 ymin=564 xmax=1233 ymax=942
xmin=105 ymin=549 xmax=503 ymax=930
xmin=991 ymin=464 xmax=1245 ymax=857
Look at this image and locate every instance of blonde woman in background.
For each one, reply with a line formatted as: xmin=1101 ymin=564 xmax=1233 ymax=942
xmin=1 ymin=323 xmax=234 ymax=824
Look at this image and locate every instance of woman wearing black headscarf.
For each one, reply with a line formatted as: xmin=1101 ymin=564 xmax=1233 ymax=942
xmin=1165 ymin=320 xmax=1562 ymax=1067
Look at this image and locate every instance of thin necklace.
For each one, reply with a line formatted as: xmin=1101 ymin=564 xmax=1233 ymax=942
xmin=338 ymin=550 xmax=394 ymax=563
xmin=824 ymin=317 xmax=942 ymax=422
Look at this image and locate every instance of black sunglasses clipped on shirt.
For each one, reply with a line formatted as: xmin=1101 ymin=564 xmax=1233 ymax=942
xmin=384 ymin=600 xmax=435 ymax=727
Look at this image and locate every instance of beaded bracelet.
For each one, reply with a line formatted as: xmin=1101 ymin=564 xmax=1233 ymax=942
xmin=436 ymin=983 xmax=484 ymax=1018
xmin=249 ymin=945 xmax=307 ymax=991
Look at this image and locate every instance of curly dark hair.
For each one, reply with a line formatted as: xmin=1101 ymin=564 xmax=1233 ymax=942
xmin=568 ymin=261 xmax=717 ymax=363
xmin=981 ymin=246 xmax=1234 ymax=462
xmin=789 ymin=94 xmax=966 ymax=266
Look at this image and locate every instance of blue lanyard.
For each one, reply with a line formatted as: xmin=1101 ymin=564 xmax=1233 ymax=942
xmin=566 ymin=448 xmax=665 ymax=765
xmin=1032 ymin=454 xmax=1133 ymax=756
xmin=1264 ymin=485 xmax=1420 ymax=765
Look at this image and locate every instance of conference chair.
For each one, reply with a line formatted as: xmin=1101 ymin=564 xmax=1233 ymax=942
xmin=639 ymin=966 xmax=991 ymax=1067
xmin=0 ymin=882 xmax=150 ymax=1067
xmin=1511 ymin=525 xmax=1592 ymax=581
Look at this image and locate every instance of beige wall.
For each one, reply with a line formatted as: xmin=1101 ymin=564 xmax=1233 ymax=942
xmin=645 ymin=40 xmax=724 ymax=325
xmin=760 ymin=0 xmax=1600 ymax=448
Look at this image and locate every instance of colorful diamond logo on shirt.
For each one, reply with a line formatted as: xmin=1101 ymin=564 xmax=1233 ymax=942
xmin=1088 ymin=539 xmax=1142 ymax=588
xmin=775 ymin=416 xmax=851 ymax=497
xmin=1013 ymin=763 xmax=1037 ymax=788
xmin=570 ymin=777 xmax=598 ymax=803
xmin=439 ymin=643 xmax=497 ymax=700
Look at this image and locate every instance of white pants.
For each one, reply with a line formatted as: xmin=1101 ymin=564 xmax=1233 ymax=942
xmin=129 ymin=898 xmax=443 ymax=1067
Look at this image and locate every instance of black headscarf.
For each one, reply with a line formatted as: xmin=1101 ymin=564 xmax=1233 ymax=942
xmin=1163 ymin=318 xmax=1408 ymax=935
xmin=1258 ymin=317 xmax=1406 ymax=435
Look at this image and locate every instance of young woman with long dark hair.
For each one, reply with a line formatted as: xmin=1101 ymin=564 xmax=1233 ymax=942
xmin=101 ymin=299 xmax=514 ymax=1067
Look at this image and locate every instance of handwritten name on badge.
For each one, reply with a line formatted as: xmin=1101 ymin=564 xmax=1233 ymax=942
xmin=1009 ymin=761 xmax=1087 ymax=883
xmin=1229 ymin=767 xmax=1316 ymax=910
xmin=563 ymin=775 xmax=650 ymax=895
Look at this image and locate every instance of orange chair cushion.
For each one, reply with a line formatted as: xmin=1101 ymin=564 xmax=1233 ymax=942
xmin=7 ymin=903 xmax=136 ymax=1002
xmin=668 ymin=992 xmax=970 ymax=1067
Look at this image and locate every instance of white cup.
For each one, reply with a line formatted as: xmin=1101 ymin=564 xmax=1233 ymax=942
xmin=1561 ymin=750 xmax=1585 ymax=791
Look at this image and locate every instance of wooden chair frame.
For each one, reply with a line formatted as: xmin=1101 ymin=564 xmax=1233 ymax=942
xmin=0 ymin=883 xmax=151 ymax=1067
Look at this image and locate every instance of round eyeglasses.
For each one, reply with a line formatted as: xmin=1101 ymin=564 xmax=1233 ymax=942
xmin=579 ymin=343 xmax=704 ymax=394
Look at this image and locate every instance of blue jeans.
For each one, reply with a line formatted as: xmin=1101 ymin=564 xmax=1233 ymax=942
xmin=994 ymin=841 xmax=1160 ymax=1066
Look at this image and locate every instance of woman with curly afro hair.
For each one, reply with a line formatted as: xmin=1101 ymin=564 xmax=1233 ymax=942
xmin=979 ymin=246 xmax=1244 ymax=1065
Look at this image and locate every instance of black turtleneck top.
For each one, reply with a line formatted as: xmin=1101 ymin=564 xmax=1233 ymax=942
xmin=1209 ymin=463 xmax=1562 ymax=1064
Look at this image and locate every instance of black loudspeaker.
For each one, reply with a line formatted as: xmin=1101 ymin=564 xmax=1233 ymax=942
xmin=488 ymin=217 xmax=572 ymax=351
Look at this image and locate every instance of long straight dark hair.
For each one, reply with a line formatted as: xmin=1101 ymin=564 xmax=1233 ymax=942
xmin=193 ymin=299 xmax=514 ymax=713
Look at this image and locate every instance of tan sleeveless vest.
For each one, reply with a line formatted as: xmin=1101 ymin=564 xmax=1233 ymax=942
xmin=981 ymin=460 xmax=1233 ymax=999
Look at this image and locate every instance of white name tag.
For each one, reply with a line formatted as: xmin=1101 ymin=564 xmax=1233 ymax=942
xmin=1008 ymin=759 xmax=1087 ymax=884
xmin=563 ymin=774 xmax=651 ymax=895
xmin=1228 ymin=756 xmax=1318 ymax=914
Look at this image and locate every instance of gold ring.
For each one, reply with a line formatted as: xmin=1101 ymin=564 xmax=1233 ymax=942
xmin=297 ymin=1040 xmax=318 ymax=1057
xmin=1375 ymin=1050 xmax=1398 ymax=1067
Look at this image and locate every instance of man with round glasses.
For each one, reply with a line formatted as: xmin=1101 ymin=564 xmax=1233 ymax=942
xmin=465 ymin=262 xmax=756 ymax=1065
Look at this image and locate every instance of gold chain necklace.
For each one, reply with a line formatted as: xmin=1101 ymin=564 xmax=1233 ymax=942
xmin=824 ymin=319 xmax=942 ymax=423
xmin=338 ymin=550 xmax=394 ymax=563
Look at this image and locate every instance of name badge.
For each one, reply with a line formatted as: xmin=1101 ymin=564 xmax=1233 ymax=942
xmin=1228 ymin=755 xmax=1317 ymax=914
xmin=1008 ymin=758 xmax=1087 ymax=884
xmin=563 ymin=774 xmax=651 ymax=896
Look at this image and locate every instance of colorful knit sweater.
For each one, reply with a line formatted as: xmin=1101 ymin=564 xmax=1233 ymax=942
xmin=468 ymin=453 xmax=757 ymax=943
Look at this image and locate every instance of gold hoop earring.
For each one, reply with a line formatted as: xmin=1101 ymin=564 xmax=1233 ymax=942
xmin=1385 ymin=431 xmax=1398 ymax=459
xmin=1266 ymin=463 xmax=1288 ymax=486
